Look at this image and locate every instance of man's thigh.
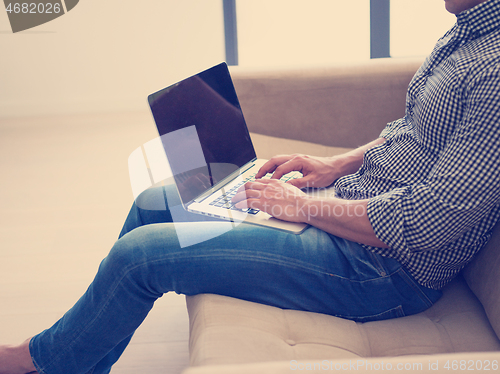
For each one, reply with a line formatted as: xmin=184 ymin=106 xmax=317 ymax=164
xmin=114 ymin=221 xmax=426 ymax=321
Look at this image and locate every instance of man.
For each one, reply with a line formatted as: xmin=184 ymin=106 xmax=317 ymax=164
xmin=1 ymin=0 xmax=499 ymax=373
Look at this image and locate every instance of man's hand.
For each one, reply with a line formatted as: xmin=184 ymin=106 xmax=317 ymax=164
xmin=231 ymin=177 xmax=388 ymax=248
xmin=256 ymin=154 xmax=340 ymax=189
xmin=231 ymin=179 xmax=309 ymax=223
xmin=256 ymin=139 xmax=386 ymax=190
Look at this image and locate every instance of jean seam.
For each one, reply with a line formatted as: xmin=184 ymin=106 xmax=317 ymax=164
xmin=336 ymin=304 xmax=405 ymax=322
xmin=366 ymin=251 xmax=389 ymax=276
xmin=153 ymin=249 xmax=401 ymax=283
xmin=397 ymin=267 xmax=435 ymax=308
xmin=142 ymin=249 xmax=336 ymax=277
xmin=29 ymin=338 xmax=46 ymax=374
xmin=169 ymin=252 xmax=404 ymax=286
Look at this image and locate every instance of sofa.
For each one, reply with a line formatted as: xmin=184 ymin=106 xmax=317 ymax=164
xmin=180 ymin=59 xmax=500 ymax=373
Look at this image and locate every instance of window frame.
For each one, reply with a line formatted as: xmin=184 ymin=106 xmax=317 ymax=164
xmin=223 ymin=0 xmax=391 ymax=65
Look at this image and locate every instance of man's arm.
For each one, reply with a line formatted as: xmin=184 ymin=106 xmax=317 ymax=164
xmin=232 ymin=138 xmax=388 ymax=247
xmin=256 ymin=138 xmax=385 ymax=189
xmin=304 ymin=197 xmax=389 ymax=248
xmin=232 ymin=178 xmax=388 ymax=247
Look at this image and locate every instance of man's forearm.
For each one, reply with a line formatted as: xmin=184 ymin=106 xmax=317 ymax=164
xmin=302 ymin=197 xmax=388 ymax=248
xmin=301 ymin=138 xmax=387 ymax=247
xmin=332 ymin=138 xmax=386 ymax=179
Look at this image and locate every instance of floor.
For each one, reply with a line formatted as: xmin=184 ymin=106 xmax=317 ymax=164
xmin=0 ymin=112 xmax=190 ymax=373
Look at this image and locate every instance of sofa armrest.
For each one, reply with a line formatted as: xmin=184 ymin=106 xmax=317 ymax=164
xmin=230 ymin=58 xmax=423 ymax=149
xmin=182 ymin=352 xmax=500 ymax=374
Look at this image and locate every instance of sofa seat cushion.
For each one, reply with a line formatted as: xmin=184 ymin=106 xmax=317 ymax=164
xmin=186 ymin=276 xmax=500 ymax=367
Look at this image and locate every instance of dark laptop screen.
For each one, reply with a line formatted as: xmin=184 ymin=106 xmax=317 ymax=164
xmin=148 ymin=62 xmax=256 ymax=204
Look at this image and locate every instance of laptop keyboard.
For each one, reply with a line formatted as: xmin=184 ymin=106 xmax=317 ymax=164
xmin=208 ymin=171 xmax=301 ymax=215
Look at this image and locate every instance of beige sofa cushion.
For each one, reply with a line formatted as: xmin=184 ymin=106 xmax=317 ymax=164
xmin=463 ymin=221 xmax=500 ymax=340
xmin=250 ymin=132 xmax=352 ymax=160
xmin=186 ymin=276 xmax=500 ymax=367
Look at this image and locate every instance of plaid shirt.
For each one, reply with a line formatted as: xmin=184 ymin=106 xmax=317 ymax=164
xmin=334 ymin=0 xmax=500 ymax=289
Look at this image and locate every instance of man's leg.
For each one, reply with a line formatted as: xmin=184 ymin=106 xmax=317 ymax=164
xmin=28 ymin=219 xmax=441 ymax=374
xmin=118 ymin=183 xmax=221 ymax=239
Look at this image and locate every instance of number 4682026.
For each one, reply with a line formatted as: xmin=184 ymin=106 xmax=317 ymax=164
xmin=444 ymin=360 xmax=499 ymax=371
xmin=5 ymin=2 xmax=62 ymax=14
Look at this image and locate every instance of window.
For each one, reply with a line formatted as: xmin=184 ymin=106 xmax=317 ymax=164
xmin=235 ymin=0 xmax=370 ymax=67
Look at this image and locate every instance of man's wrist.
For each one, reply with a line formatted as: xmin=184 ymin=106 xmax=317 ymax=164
xmin=330 ymin=153 xmax=363 ymax=180
xmin=331 ymin=138 xmax=386 ymax=180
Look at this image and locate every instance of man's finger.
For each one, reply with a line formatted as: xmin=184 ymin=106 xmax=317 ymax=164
xmin=256 ymin=161 xmax=279 ymax=178
xmin=256 ymin=155 xmax=297 ymax=178
xmin=287 ymin=175 xmax=318 ymax=189
xmin=270 ymin=160 xmax=304 ymax=180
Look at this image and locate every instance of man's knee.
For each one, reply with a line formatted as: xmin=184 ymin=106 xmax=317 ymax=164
xmin=103 ymin=230 xmax=154 ymax=278
xmin=135 ymin=185 xmax=170 ymax=211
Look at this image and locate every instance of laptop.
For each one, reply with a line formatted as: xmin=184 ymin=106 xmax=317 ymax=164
xmin=147 ymin=62 xmax=309 ymax=234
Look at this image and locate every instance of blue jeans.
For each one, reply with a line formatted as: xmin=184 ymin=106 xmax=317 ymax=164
xmin=29 ymin=185 xmax=442 ymax=374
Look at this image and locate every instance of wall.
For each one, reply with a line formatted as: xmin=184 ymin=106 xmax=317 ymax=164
xmin=0 ymin=0 xmax=225 ymax=117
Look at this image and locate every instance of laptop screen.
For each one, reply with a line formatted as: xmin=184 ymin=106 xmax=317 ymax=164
xmin=148 ymin=62 xmax=256 ymax=205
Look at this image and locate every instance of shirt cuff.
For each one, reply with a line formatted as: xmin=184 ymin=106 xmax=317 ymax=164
xmin=367 ymin=187 xmax=409 ymax=255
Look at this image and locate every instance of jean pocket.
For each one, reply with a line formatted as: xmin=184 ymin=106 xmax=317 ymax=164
xmin=343 ymin=305 xmax=406 ymax=323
